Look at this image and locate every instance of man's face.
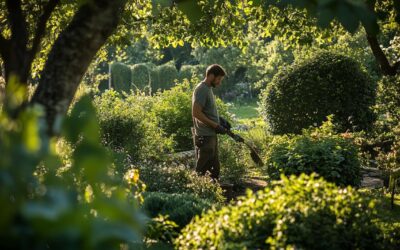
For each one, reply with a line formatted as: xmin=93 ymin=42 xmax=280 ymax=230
xmin=211 ymin=75 xmax=224 ymax=88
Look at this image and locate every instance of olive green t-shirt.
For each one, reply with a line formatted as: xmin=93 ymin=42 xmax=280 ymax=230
xmin=192 ymin=82 xmax=219 ymax=136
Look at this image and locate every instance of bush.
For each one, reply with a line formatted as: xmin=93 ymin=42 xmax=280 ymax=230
xmin=131 ymin=63 xmax=151 ymax=92
xmin=110 ymin=62 xmax=132 ymax=93
xmin=0 ymin=84 xmax=145 ymax=249
xmin=151 ymin=62 xmax=178 ymax=92
xmin=265 ymin=119 xmax=361 ymax=186
xmin=178 ymin=64 xmax=205 ymax=81
xmin=94 ymin=90 xmax=173 ymax=162
xmin=142 ymin=192 xmax=212 ymax=229
xmin=135 ymin=164 xmax=225 ymax=203
xmin=176 ymin=174 xmax=393 ymax=250
xmin=218 ymin=137 xmax=249 ymax=185
xmin=261 ymin=52 xmax=376 ymax=134
xmin=152 ymin=81 xmax=193 ymax=151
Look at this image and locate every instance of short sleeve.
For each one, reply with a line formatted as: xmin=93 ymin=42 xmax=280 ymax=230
xmin=194 ymin=86 xmax=208 ymax=108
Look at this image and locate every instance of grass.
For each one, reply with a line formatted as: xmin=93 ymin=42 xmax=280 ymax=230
xmin=228 ymin=99 xmax=259 ymax=120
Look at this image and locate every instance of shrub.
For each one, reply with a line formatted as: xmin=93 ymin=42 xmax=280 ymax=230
xmin=152 ymin=81 xmax=193 ymax=151
xmin=176 ymin=174 xmax=392 ymax=250
xmin=178 ymin=64 xmax=205 ymax=81
xmin=142 ymin=192 xmax=212 ymax=229
xmin=131 ymin=63 xmax=151 ymax=92
xmin=265 ymin=119 xmax=361 ymax=186
xmin=135 ymin=164 xmax=225 ymax=203
xmin=218 ymin=137 xmax=249 ymax=185
xmin=151 ymin=62 xmax=178 ymax=92
xmin=0 ymin=85 xmax=145 ymax=249
xmin=94 ymin=90 xmax=173 ymax=162
xmin=261 ymin=52 xmax=376 ymax=134
xmin=110 ymin=62 xmax=132 ymax=93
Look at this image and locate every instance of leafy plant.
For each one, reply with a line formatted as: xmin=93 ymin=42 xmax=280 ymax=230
xmin=265 ymin=118 xmax=362 ymax=187
xmin=176 ymin=174 xmax=395 ymax=250
xmin=110 ymin=62 xmax=132 ymax=93
xmin=142 ymin=192 xmax=212 ymax=229
xmin=135 ymin=163 xmax=225 ymax=203
xmin=0 ymin=82 xmax=145 ymax=249
xmin=260 ymin=52 xmax=376 ymax=134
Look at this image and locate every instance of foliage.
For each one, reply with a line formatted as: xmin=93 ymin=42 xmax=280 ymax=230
xmin=94 ymin=89 xmax=173 ymax=162
xmin=261 ymin=52 xmax=376 ymax=134
xmin=151 ymin=62 xmax=179 ymax=91
xmin=376 ymin=75 xmax=400 ymax=123
xmin=178 ymin=64 xmax=205 ymax=82
xmin=110 ymin=62 xmax=132 ymax=93
xmin=151 ymin=81 xmax=193 ymax=151
xmin=145 ymin=215 xmax=179 ymax=245
xmin=131 ymin=63 xmax=151 ymax=92
xmin=135 ymin=163 xmax=225 ymax=203
xmin=265 ymin=117 xmax=362 ymax=187
xmin=142 ymin=192 xmax=212 ymax=229
xmin=176 ymin=174 xmax=395 ymax=250
xmin=0 ymin=82 xmax=145 ymax=249
xmin=218 ymin=136 xmax=250 ymax=185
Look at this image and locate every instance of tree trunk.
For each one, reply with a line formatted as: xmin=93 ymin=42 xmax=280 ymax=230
xmin=31 ymin=0 xmax=127 ymax=135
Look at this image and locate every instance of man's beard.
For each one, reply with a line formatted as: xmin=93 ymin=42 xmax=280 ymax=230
xmin=211 ymin=81 xmax=217 ymax=88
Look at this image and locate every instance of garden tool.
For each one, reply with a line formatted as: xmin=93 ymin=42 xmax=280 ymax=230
xmin=219 ymin=117 xmax=264 ymax=167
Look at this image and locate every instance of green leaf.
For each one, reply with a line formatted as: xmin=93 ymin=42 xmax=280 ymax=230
xmin=176 ymin=0 xmax=203 ymax=23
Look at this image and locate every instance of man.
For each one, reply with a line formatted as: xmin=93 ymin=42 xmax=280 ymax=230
xmin=192 ymin=64 xmax=227 ymax=180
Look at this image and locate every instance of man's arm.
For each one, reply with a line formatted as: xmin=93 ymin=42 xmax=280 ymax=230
xmin=192 ymin=102 xmax=219 ymax=129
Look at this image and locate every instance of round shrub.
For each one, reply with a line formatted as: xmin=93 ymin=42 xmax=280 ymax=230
xmin=265 ymin=130 xmax=361 ymax=187
xmin=136 ymin=163 xmax=225 ymax=203
xmin=261 ymin=52 xmax=376 ymax=134
xmin=131 ymin=63 xmax=151 ymax=91
xmin=176 ymin=174 xmax=390 ymax=250
xmin=142 ymin=192 xmax=212 ymax=229
xmin=110 ymin=62 xmax=132 ymax=93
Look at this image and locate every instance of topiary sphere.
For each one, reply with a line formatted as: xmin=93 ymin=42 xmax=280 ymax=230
xmin=261 ymin=52 xmax=376 ymax=134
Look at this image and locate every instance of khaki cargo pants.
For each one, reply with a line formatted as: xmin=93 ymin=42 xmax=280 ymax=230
xmin=194 ymin=135 xmax=220 ymax=180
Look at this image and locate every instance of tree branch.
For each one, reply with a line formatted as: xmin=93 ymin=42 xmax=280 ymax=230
xmin=0 ymin=34 xmax=9 ymax=57
xmin=365 ymin=31 xmax=399 ymax=76
xmin=6 ymin=0 xmax=28 ymax=46
xmin=30 ymin=0 xmax=60 ymax=58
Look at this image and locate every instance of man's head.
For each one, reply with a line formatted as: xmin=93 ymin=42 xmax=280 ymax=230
xmin=205 ymin=64 xmax=226 ymax=88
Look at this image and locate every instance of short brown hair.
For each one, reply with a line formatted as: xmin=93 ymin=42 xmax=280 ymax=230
xmin=206 ymin=64 xmax=226 ymax=77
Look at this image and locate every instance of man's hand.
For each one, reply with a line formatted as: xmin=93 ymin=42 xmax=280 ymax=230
xmin=215 ymin=124 xmax=227 ymax=134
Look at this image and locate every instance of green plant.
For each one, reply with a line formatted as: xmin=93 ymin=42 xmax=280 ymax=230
xmin=151 ymin=62 xmax=178 ymax=92
xmin=0 ymin=82 xmax=145 ymax=249
xmin=94 ymin=89 xmax=173 ymax=162
xmin=131 ymin=63 xmax=151 ymax=92
xmin=176 ymin=174 xmax=395 ymax=250
xmin=260 ymin=52 xmax=376 ymax=134
xmin=110 ymin=62 xmax=132 ymax=93
xmin=135 ymin=164 xmax=225 ymax=203
xmin=218 ymin=137 xmax=249 ymax=185
xmin=145 ymin=215 xmax=179 ymax=244
xmin=152 ymin=81 xmax=194 ymax=151
xmin=265 ymin=117 xmax=362 ymax=187
xmin=142 ymin=192 xmax=212 ymax=229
